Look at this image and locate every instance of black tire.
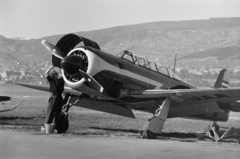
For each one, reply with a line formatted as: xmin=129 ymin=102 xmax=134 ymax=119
xmin=56 ymin=114 xmax=69 ymax=133
xmin=145 ymin=130 xmax=158 ymax=139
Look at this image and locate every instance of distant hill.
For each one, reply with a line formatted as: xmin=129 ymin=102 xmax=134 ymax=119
xmin=181 ymin=47 xmax=240 ymax=60
xmin=178 ymin=46 xmax=240 ymax=69
xmin=1 ymin=17 xmax=240 ymax=72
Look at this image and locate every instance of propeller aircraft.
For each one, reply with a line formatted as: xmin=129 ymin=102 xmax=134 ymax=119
xmin=16 ymin=34 xmax=240 ymax=139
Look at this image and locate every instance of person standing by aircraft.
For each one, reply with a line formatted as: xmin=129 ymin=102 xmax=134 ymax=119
xmin=44 ymin=66 xmax=64 ymax=134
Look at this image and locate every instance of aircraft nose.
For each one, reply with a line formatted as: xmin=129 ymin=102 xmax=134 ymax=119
xmin=61 ymin=55 xmax=83 ymax=76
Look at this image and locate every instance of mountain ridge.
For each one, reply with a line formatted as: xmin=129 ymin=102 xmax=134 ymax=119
xmin=1 ymin=17 xmax=240 ymax=71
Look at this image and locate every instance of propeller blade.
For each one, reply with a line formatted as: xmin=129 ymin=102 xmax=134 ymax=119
xmin=41 ymin=39 xmax=65 ymax=59
xmin=78 ymin=69 xmax=104 ymax=93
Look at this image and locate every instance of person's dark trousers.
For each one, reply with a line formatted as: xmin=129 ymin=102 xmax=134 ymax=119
xmin=45 ymin=94 xmax=63 ymax=126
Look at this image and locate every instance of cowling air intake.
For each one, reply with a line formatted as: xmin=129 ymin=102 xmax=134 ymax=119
xmin=54 ymin=34 xmax=100 ymax=68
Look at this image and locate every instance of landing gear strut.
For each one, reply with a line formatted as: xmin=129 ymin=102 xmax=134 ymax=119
xmin=56 ymin=112 xmax=69 ymax=133
xmin=139 ymin=98 xmax=170 ymax=139
xmin=55 ymin=94 xmax=79 ymax=133
xmin=212 ymin=122 xmax=220 ymax=131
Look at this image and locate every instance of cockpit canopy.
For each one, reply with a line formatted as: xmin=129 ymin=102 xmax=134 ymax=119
xmin=116 ymin=50 xmax=181 ymax=80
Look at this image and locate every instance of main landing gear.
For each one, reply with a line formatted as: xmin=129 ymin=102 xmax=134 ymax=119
xmin=56 ymin=112 xmax=69 ymax=133
xmin=139 ymin=98 xmax=171 ymax=139
xmin=55 ymin=94 xmax=79 ymax=133
xmin=203 ymin=122 xmax=220 ymax=141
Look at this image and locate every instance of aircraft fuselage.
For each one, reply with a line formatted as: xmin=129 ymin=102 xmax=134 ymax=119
xmin=62 ymin=46 xmax=195 ymax=99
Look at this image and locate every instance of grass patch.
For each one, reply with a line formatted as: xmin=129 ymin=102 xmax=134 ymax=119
xmin=0 ymin=84 xmax=239 ymax=141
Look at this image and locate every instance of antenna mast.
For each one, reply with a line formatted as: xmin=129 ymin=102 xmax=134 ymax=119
xmin=173 ymin=53 xmax=177 ymax=74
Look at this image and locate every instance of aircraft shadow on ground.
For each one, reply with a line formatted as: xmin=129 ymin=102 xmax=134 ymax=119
xmin=0 ymin=116 xmax=44 ymax=126
xmin=90 ymin=127 xmax=139 ymax=133
xmin=90 ymin=127 xmax=196 ymax=138
xmin=90 ymin=127 xmax=239 ymax=143
xmin=0 ymin=116 xmax=44 ymax=120
xmin=0 ymin=123 xmax=40 ymax=126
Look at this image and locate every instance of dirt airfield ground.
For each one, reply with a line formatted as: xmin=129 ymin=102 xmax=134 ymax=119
xmin=0 ymin=85 xmax=240 ymax=158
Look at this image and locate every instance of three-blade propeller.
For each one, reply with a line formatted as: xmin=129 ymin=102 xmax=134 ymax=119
xmin=41 ymin=39 xmax=104 ymax=93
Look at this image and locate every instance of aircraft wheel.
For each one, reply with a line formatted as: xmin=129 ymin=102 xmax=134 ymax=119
xmin=145 ymin=130 xmax=158 ymax=139
xmin=56 ymin=114 xmax=69 ymax=133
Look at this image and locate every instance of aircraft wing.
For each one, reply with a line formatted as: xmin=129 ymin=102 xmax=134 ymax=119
xmin=124 ymin=87 xmax=240 ymax=104
xmin=15 ymin=82 xmax=135 ymax=118
xmin=14 ymin=83 xmax=81 ymax=96
xmin=0 ymin=96 xmax=11 ymax=102
xmin=0 ymin=96 xmax=28 ymax=113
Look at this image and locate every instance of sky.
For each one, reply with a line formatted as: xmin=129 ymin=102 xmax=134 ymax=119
xmin=1 ymin=0 xmax=240 ymax=38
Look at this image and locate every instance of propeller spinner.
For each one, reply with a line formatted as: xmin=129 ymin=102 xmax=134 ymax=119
xmin=61 ymin=55 xmax=83 ymax=76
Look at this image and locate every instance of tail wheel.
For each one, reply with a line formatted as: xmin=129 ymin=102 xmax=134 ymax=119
xmin=56 ymin=113 xmax=69 ymax=133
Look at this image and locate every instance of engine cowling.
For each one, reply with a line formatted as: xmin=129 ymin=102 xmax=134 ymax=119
xmin=61 ymin=47 xmax=100 ymax=94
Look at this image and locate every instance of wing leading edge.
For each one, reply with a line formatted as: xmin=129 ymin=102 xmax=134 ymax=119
xmin=122 ymin=87 xmax=240 ymax=105
xmin=14 ymin=82 xmax=81 ymax=96
xmin=15 ymin=82 xmax=135 ymax=118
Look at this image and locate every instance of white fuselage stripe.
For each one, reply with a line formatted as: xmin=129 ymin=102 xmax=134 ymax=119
xmin=98 ymin=58 xmax=163 ymax=88
xmin=222 ymin=83 xmax=229 ymax=88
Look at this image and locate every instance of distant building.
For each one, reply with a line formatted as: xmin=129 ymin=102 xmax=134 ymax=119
xmin=12 ymin=37 xmax=32 ymax=40
xmin=0 ymin=72 xmax=7 ymax=79
xmin=24 ymin=71 xmax=33 ymax=76
xmin=6 ymin=70 xmax=22 ymax=80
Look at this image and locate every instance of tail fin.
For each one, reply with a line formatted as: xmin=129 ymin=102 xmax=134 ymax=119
xmin=214 ymin=69 xmax=230 ymax=88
